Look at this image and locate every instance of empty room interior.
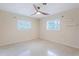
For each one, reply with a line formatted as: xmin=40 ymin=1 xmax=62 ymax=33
xmin=0 ymin=3 xmax=79 ymax=56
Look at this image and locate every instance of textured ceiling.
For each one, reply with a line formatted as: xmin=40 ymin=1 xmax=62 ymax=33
xmin=0 ymin=3 xmax=79 ymax=18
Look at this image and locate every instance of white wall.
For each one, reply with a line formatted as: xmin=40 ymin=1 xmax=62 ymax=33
xmin=0 ymin=10 xmax=39 ymax=46
xmin=40 ymin=8 xmax=79 ymax=48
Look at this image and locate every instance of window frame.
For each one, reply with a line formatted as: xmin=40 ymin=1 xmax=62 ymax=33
xmin=47 ymin=19 xmax=60 ymax=31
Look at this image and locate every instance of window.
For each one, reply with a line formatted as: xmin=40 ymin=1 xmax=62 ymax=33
xmin=17 ymin=20 xmax=31 ymax=30
xmin=47 ymin=19 xmax=60 ymax=31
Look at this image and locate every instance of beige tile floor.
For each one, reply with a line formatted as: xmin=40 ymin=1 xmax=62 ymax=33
xmin=0 ymin=39 xmax=79 ymax=56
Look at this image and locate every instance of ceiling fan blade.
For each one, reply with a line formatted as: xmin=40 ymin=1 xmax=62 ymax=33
xmin=31 ymin=12 xmax=37 ymax=16
xmin=33 ymin=4 xmax=38 ymax=12
xmin=39 ymin=11 xmax=49 ymax=15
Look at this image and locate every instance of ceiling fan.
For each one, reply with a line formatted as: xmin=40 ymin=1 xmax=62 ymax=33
xmin=31 ymin=4 xmax=50 ymax=16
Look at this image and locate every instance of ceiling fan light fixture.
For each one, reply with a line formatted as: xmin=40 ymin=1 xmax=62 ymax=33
xmin=36 ymin=12 xmax=41 ymax=14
